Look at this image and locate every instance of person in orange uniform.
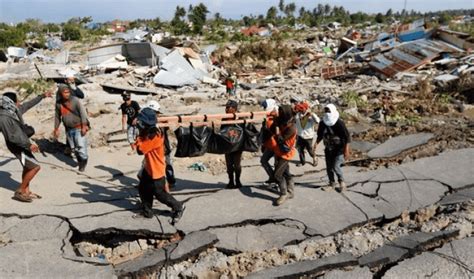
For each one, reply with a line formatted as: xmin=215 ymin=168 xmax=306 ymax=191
xmin=260 ymin=99 xmax=279 ymax=185
xmin=268 ymin=104 xmax=297 ymax=205
xmin=135 ymin=108 xmax=185 ymax=223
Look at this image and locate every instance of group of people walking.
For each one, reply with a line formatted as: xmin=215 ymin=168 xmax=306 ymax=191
xmin=0 ymin=79 xmax=351 ymax=223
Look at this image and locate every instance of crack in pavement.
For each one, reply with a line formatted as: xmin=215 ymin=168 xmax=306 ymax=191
xmin=339 ymin=192 xmax=370 ymax=221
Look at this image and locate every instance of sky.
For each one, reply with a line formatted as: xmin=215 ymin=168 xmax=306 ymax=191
xmin=0 ymin=0 xmax=472 ymax=23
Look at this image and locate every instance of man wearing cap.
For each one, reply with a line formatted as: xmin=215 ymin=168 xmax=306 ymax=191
xmin=223 ymin=100 xmax=243 ymax=188
xmin=144 ymin=100 xmax=176 ymax=190
xmin=54 ymin=84 xmax=89 ymax=172
xmin=0 ymin=91 xmax=52 ymax=202
xmin=120 ymin=92 xmax=141 ymax=152
xmin=135 ymin=108 xmax=185 ymax=223
xmin=294 ymin=101 xmax=320 ymax=167
xmin=260 ymin=99 xmax=279 ymax=185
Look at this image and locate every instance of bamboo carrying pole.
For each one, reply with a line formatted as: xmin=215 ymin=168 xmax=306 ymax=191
xmin=157 ymin=111 xmax=274 ymax=128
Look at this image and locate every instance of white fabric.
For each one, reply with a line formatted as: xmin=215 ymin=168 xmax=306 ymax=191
xmin=323 ymin=104 xmax=339 ymax=127
xmin=146 ymin=100 xmax=161 ymax=112
xmin=263 ymin=99 xmax=278 ymax=112
xmin=296 ymin=112 xmax=320 ymax=139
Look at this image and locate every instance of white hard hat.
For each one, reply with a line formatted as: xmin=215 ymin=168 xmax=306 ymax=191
xmin=146 ymin=100 xmax=161 ymax=113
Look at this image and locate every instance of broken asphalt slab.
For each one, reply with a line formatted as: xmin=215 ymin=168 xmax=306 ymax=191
xmin=321 ymin=266 xmax=373 ymax=278
xmin=359 ymin=230 xmax=459 ymax=268
xmin=0 ymin=215 xmax=114 ymax=278
xmin=368 ymin=133 xmax=434 ymax=158
xmin=246 ymin=253 xmax=358 ymax=278
xmin=114 ymin=231 xmax=217 ymax=277
xmin=439 ymin=187 xmax=474 ymax=206
xmin=208 ymin=220 xmax=308 ymax=253
xmin=383 ymin=237 xmax=474 ymax=278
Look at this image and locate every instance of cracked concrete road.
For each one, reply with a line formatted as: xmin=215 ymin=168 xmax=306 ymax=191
xmin=0 ymin=146 xmax=473 ymax=277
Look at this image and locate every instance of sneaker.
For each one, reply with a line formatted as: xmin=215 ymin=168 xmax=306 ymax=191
xmin=171 ymin=206 xmax=186 ymax=225
xmin=263 ymin=179 xmax=277 ymax=186
xmin=339 ymin=181 xmax=347 ymax=192
xmin=322 ymin=182 xmax=335 ymax=192
xmin=226 ymin=182 xmax=236 ymax=189
xmin=276 ymin=194 xmax=288 ymax=205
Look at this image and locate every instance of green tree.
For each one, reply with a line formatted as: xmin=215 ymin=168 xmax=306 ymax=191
xmin=375 ymin=12 xmax=385 ymax=23
xmin=42 ymin=23 xmax=61 ymax=33
xmin=187 ymin=3 xmax=209 ymax=34
xmin=0 ymin=27 xmax=26 ymax=48
xmin=278 ymin=0 xmax=285 ymax=13
xmin=62 ymin=23 xmax=82 ymax=40
xmin=438 ymin=12 xmax=452 ymax=25
xmin=171 ymin=6 xmax=189 ymax=35
xmin=266 ymin=6 xmax=278 ymax=24
xmin=284 ymin=2 xmax=296 ymax=18
xmin=324 ymin=4 xmax=331 ymax=16
xmin=386 ymin=8 xmax=393 ymax=17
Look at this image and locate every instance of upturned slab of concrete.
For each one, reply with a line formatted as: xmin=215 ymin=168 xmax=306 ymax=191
xmin=209 ymin=220 xmax=307 ymax=253
xmin=398 ymin=148 xmax=474 ymax=189
xmin=439 ymin=187 xmax=474 ymax=206
xmin=115 ymin=231 xmax=218 ymax=277
xmin=247 ymin=253 xmax=358 ymax=278
xmin=321 ymin=266 xmax=373 ymax=278
xmin=359 ymin=230 xmax=459 ymax=268
xmin=368 ymin=133 xmax=434 ymax=158
xmin=0 ymin=215 xmax=114 ymax=278
xmin=383 ymin=237 xmax=474 ymax=279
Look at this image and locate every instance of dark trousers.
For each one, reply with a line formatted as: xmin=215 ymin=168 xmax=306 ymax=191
xmin=165 ymin=153 xmax=176 ymax=185
xmin=138 ymin=171 xmax=182 ymax=217
xmin=260 ymin=148 xmax=275 ymax=181
xmin=274 ymin=157 xmax=294 ymax=195
xmin=325 ymin=151 xmax=345 ymax=183
xmin=225 ymin=151 xmax=243 ymax=183
xmin=297 ymin=137 xmax=315 ymax=164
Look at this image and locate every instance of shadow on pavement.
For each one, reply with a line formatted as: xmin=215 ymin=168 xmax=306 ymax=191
xmin=35 ymin=138 xmax=77 ymax=168
xmin=95 ymin=165 xmax=138 ymax=186
xmin=71 ymin=181 xmax=137 ymax=210
xmin=0 ymin=170 xmax=19 ymax=192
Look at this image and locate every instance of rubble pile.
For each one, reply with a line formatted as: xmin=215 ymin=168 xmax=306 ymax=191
xmin=158 ymin=200 xmax=473 ymax=278
xmin=0 ymin=15 xmax=473 ymax=279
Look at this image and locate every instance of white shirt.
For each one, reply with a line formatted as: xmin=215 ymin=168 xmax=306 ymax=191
xmin=296 ymin=112 xmax=320 ymax=139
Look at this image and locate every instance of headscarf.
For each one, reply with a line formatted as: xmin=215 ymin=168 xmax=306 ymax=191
xmin=322 ymin=104 xmax=339 ymax=127
xmin=261 ymin=99 xmax=278 ymax=112
xmin=0 ymin=93 xmax=21 ymax=122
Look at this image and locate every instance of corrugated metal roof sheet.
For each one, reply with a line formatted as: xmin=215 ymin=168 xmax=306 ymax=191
xmin=369 ymin=39 xmax=461 ymax=77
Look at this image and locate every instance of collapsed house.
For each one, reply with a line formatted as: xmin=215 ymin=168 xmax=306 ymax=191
xmin=86 ymin=41 xmax=219 ymax=89
xmin=328 ymin=19 xmax=474 ymax=80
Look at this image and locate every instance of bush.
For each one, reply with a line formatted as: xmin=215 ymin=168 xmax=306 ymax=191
xmin=62 ymin=24 xmax=82 ymax=41
xmin=0 ymin=27 xmax=26 ymax=48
